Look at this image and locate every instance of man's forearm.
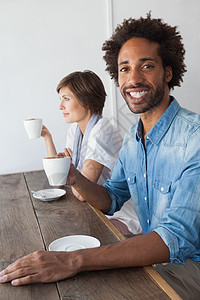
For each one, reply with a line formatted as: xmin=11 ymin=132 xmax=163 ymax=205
xmin=0 ymin=230 xmax=170 ymax=286
xmin=71 ymin=170 xmax=112 ymax=212
xmin=76 ymin=231 xmax=170 ymax=273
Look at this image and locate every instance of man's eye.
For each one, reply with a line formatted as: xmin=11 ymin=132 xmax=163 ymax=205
xmin=120 ymin=67 xmax=128 ymax=72
xmin=143 ymin=64 xmax=154 ymax=69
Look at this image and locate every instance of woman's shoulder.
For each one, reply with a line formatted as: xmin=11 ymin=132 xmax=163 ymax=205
xmin=91 ymin=117 xmax=120 ymax=135
xmin=89 ymin=117 xmax=123 ymax=149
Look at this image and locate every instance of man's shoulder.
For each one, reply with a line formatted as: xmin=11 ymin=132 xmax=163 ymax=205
xmin=178 ymin=107 xmax=200 ymax=122
xmin=176 ymin=107 xmax=200 ymax=132
xmin=166 ymin=107 xmax=200 ymax=146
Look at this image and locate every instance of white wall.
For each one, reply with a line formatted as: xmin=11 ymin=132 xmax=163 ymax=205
xmin=0 ymin=0 xmax=112 ymax=174
xmin=1 ymin=0 xmax=200 ymax=174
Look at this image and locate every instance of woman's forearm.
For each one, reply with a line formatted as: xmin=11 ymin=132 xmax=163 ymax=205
xmin=44 ymin=135 xmax=57 ymax=157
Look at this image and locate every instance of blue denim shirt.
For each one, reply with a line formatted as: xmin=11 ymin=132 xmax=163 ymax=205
xmin=104 ymin=97 xmax=200 ymax=264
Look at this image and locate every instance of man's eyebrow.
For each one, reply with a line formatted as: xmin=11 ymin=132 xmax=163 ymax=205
xmin=118 ymin=60 xmax=129 ymax=66
xmin=118 ymin=58 xmax=156 ymax=66
xmin=139 ymin=57 xmax=156 ymax=62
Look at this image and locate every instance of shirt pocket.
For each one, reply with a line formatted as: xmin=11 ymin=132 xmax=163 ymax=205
xmin=126 ymin=172 xmax=139 ymax=206
xmin=153 ymin=179 xmax=172 ymax=220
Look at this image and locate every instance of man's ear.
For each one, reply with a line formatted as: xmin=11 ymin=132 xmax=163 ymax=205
xmin=165 ymin=66 xmax=173 ymax=83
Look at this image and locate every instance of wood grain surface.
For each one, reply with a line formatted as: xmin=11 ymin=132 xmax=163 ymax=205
xmin=0 ymin=170 xmax=180 ymax=299
xmin=25 ymin=171 xmax=171 ymax=300
xmin=0 ymin=172 xmax=59 ymax=300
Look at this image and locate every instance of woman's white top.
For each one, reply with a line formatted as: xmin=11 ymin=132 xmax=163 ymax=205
xmin=66 ymin=117 xmax=123 ymax=185
xmin=66 ymin=117 xmax=143 ymax=234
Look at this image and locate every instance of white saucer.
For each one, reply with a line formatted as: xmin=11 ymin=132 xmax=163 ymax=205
xmin=49 ymin=235 xmax=101 ymax=252
xmin=32 ymin=189 xmax=66 ymax=201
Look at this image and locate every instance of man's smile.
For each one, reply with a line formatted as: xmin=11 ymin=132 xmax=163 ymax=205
xmin=123 ymin=86 xmax=150 ymax=102
xmin=129 ymin=90 xmax=148 ymax=99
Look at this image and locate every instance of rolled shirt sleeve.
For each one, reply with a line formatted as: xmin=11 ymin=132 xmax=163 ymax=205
xmin=154 ymin=131 xmax=200 ymax=263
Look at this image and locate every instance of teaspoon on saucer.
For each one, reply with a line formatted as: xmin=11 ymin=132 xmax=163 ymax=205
xmin=31 ymin=190 xmax=46 ymax=198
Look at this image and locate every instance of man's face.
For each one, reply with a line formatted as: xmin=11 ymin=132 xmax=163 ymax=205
xmin=118 ymin=37 xmax=171 ymax=115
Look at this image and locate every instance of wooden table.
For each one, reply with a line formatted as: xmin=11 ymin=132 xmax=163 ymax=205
xmin=0 ymin=170 xmax=181 ymax=300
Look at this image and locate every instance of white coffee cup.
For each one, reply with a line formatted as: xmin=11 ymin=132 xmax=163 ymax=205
xmin=43 ymin=156 xmax=71 ymax=186
xmin=24 ymin=118 xmax=43 ymax=139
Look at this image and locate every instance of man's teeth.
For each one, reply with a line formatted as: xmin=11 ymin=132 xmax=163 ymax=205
xmin=129 ymin=91 xmax=148 ymax=98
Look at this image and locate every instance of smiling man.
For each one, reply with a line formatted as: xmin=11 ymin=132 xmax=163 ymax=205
xmin=0 ymin=13 xmax=200 ymax=299
xmin=118 ymin=38 xmax=169 ymax=114
xmin=117 ymin=37 xmax=172 ymax=136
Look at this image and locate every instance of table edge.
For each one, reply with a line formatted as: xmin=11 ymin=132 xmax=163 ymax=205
xmin=89 ymin=205 xmax=182 ymax=300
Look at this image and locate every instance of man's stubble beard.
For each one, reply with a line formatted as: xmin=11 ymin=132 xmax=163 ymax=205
xmin=122 ymin=77 xmax=166 ymax=115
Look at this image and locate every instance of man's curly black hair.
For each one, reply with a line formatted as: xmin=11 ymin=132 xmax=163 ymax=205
xmin=102 ymin=13 xmax=187 ymax=90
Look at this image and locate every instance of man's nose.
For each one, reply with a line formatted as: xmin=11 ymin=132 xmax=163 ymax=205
xmin=127 ymin=68 xmax=144 ymax=86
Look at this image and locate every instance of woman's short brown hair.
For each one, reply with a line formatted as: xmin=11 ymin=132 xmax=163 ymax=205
xmin=56 ymin=70 xmax=107 ymax=115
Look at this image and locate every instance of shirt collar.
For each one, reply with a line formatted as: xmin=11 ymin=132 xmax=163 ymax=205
xmin=136 ymin=97 xmax=180 ymax=144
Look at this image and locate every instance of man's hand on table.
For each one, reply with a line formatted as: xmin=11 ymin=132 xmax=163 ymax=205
xmin=0 ymin=250 xmax=80 ymax=286
xmin=0 ymin=232 xmax=170 ymax=286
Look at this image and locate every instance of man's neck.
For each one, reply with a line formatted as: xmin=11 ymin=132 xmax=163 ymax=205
xmin=140 ymin=96 xmax=171 ymax=139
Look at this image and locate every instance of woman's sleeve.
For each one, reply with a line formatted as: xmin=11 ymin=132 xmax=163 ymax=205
xmin=84 ymin=118 xmax=123 ymax=171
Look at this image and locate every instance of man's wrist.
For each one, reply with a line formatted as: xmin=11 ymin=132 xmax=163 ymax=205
xmin=66 ymin=250 xmax=86 ymax=274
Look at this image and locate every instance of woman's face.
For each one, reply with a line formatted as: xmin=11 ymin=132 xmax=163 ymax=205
xmin=59 ymin=86 xmax=91 ymax=125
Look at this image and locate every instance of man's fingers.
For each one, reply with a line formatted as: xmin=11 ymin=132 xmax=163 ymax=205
xmin=1 ymin=258 xmax=30 ymax=276
xmin=0 ymin=251 xmax=45 ymax=284
xmin=2 ymin=251 xmax=40 ymax=272
xmin=11 ymin=274 xmax=38 ymax=286
xmin=0 ymin=250 xmax=77 ymax=285
xmin=0 ymin=266 xmax=37 ymax=285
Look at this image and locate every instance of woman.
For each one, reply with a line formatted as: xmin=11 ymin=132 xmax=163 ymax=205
xmin=42 ymin=70 xmax=122 ymax=200
xmin=42 ymin=70 xmax=142 ymax=234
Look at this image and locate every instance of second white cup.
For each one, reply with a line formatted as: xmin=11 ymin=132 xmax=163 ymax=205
xmin=24 ymin=118 xmax=43 ymax=139
xmin=43 ymin=156 xmax=71 ymax=186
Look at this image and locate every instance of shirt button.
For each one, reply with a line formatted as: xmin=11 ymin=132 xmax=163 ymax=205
xmin=144 ymin=173 xmax=146 ymax=178
xmin=146 ymin=136 xmax=149 ymax=140
xmin=144 ymin=197 xmax=147 ymax=201
xmin=161 ymin=187 xmax=164 ymax=192
xmin=128 ymin=177 xmax=130 ymax=181
xmin=147 ymin=219 xmax=150 ymax=224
